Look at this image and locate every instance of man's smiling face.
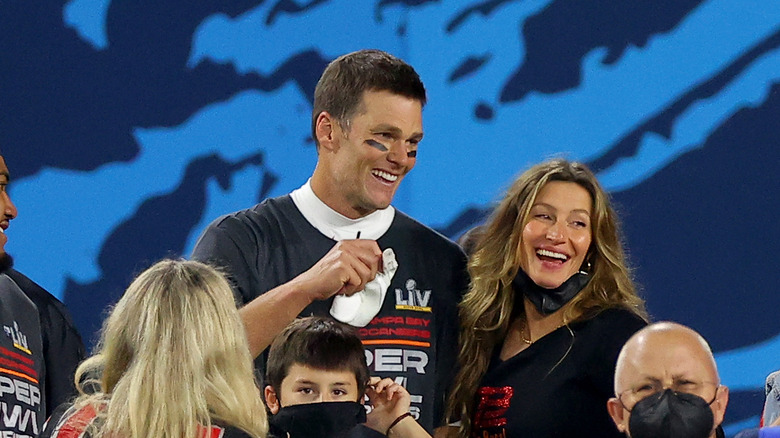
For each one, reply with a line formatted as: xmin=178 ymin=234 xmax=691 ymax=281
xmin=316 ymin=89 xmax=423 ymax=219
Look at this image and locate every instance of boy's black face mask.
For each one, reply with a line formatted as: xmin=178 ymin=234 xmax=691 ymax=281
xmin=269 ymin=401 xmax=366 ymax=438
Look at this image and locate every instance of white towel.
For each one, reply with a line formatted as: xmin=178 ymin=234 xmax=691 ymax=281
xmin=330 ymin=248 xmax=398 ymax=327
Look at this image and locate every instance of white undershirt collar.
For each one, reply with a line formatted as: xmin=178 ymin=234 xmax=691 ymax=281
xmin=290 ymin=179 xmax=395 ymax=241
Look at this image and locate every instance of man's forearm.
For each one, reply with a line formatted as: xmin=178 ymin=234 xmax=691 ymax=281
xmin=239 ymin=280 xmax=314 ymax=357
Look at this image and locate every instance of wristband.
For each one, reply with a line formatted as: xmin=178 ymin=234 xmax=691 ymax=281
xmin=386 ymin=412 xmax=412 ymax=435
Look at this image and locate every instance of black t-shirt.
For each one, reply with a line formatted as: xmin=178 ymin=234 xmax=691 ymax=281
xmin=0 ymin=271 xmax=85 ymax=437
xmin=472 ymin=307 xmax=646 ymax=438
xmin=192 ymin=196 xmax=469 ymax=432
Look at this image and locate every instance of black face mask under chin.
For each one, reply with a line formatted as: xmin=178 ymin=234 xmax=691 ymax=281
xmin=511 ymin=268 xmax=590 ymax=315
xmin=269 ymin=401 xmax=366 ymax=438
xmin=628 ymin=389 xmax=715 ymax=438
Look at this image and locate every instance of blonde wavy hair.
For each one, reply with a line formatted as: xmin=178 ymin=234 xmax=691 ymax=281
xmin=445 ymin=159 xmax=647 ymax=436
xmin=70 ymin=259 xmax=268 ymax=438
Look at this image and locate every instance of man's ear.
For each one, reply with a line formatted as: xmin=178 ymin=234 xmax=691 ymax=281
xmin=712 ymin=385 xmax=730 ymax=427
xmin=264 ymin=385 xmax=280 ymax=415
xmin=607 ymin=397 xmax=628 ymax=434
xmin=315 ymin=111 xmax=339 ymax=151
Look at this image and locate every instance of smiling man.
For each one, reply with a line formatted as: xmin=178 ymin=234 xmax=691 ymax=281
xmin=0 ymin=153 xmax=85 ymax=436
xmin=192 ymin=49 xmax=468 ymax=433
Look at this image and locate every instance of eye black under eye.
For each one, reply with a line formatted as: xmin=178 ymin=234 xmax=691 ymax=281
xmin=407 ymin=150 xmax=417 ymax=158
xmin=365 ymin=140 xmax=389 ymax=152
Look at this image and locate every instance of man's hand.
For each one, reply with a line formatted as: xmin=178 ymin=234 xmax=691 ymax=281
xmin=238 ymin=239 xmax=383 ymax=357
xmin=292 ymin=239 xmax=383 ymax=302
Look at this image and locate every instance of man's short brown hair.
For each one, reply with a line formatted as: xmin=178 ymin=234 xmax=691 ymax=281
xmin=311 ymin=49 xmax=426 ymax=146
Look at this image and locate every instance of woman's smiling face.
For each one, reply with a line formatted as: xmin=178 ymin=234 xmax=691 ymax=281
xmin=519 ymin=181 xmax=593 ymax=289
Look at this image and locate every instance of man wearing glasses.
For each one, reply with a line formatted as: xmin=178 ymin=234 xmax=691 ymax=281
xmin=607 ymin=322 xmax=729 ymax=438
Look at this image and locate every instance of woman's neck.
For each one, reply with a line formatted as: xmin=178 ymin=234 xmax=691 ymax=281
xmin=499 ymin=299 xmax=571 ymax=360
xmin=523 ymin=298 xmax=567 ymax=340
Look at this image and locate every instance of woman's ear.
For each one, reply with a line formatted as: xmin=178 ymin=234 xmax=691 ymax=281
xmin=264 ymin=385 xmax=280 ymax=414
xmin=582 ymin=249 xmax=596 ymax=273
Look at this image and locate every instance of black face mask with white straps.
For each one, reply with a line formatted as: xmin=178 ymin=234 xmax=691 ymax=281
xmin=629 ymin=389 xmax=715 ymax=438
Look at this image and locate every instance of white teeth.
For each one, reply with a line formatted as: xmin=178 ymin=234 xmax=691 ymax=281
xmin=372 ymin=170 xmax=398 ymax=182
xmin=536 ymin=249 xmax=568 ymax=261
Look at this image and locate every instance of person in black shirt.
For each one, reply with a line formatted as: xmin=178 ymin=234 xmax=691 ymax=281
xmin=0 ymin=152 xmax=85 ymax=437
xmin=192 ymin=49 xmax=468 ymax=433
xmin=264 ymin=317 xmax=430 ymax=438
xmin=608 ymin=322 xmax=729 ymax=438
xmin=445 ymin=159 xmax=648 ymax=438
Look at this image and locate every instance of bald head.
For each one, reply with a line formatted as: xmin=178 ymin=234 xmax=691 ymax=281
xmin=615 ymin=322 xmax=719 ymax=394
xmin=607 ymin=322 xmax=729 ymax=437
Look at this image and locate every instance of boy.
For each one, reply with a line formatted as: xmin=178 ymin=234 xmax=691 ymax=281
xmin=264 ymin=316 xmax=430 ymax=438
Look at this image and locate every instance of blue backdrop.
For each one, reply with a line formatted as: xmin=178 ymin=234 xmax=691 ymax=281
xmin=2 ymin=1 xmax=778 ymax=435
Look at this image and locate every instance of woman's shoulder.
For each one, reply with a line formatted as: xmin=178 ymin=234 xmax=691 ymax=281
xmin=574 ymin=307 xmax=647 ymax=343
xmin=580 ymin=306 xmax=645 ymax=326
xmin=594 ymin=306 xmax=647 ymax=324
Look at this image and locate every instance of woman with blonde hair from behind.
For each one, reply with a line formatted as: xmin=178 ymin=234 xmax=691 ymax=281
xmin=39 ymin=259 xmax=268 ymax=438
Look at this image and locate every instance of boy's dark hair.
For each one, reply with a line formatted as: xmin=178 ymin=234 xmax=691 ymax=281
xmin=311 ymin=49 xmax=427 ymax=147
xmin=266 ymin=316 xmax=370 ymax=399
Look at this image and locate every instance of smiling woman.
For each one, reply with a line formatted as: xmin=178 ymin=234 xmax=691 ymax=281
xmin=444 ymin=159 xmax=649 ymax=438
